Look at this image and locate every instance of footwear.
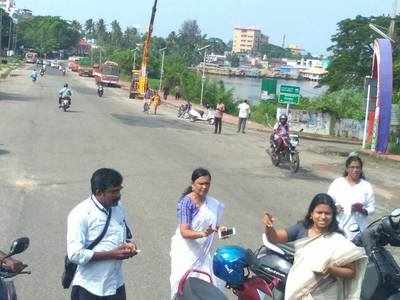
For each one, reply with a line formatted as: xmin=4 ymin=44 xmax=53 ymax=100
xmin=242 ymin=131 xmax=245 ymax=134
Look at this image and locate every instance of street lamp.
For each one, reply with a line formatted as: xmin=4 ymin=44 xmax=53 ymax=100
xmin=132 ymin=43 xmax=143 ymax=70
xmin=158 ymin=47 xmax=167 ymax=92
xmin=197 ymin=44 xmax=211 ymax=106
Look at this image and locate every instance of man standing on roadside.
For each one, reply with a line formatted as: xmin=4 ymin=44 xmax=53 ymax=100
xmin=67 ymin=168 xmax=138 ymax=300
xmin=214 ymin=101 xmax=225 ymax=134
xmin=237 ymin=100 xmax=251 ymax=133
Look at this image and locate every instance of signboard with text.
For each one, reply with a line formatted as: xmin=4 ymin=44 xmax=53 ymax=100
xmin=278 ymin=84 xmax=300 ymax=105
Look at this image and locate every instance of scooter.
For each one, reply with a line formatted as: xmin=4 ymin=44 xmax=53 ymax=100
xmin=213 ymin=208 xmax=400 ymax=300
xmin=177 ymin=102 xmax=192 ymax=119
xmin=188 ymin=105 xmax=215 ymax=125
xmin=0 ymin=237 xmax=30 ymax=300
xmin=97 ymin=85 xmax=104 ymax=97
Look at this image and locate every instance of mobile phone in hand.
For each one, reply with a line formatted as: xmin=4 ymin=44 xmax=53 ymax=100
xmin=218 ymin=227 xmax=236 ymax=239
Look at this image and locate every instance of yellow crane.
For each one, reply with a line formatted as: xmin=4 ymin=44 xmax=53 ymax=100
xmin=129 ymin=0 xmax=158 ymax=99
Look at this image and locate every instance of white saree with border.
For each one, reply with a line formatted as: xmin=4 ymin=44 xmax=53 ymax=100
xmin=169 ymin=196 xmax=224 ymax=299
xmin=285 ymin=232 xmax=367 ymax=300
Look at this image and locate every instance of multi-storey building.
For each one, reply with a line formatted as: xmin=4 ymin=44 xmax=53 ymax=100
xmin=232 ymin=27 xmax=268 ymax=53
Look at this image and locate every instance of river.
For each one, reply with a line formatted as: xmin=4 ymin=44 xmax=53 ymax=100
xmin=208 ymin=75 xmax=328 ymax=104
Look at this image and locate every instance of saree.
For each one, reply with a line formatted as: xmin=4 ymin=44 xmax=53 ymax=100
xmin=285 ymin=232 xmax=367 ymax=300
xmin=169 ymin=196 xmax=224 ymax=299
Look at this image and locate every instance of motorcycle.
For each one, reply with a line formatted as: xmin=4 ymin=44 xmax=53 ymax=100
xmin=40 ymin=69 xmax=45 ymax=77
xmin=0 ymin=237 xmax=30 ymax=300
xmin=269 ymin=129 xmax=303 ymax=173
xmin=61 ymin=69 xmax=66 ymax=76
xmin=188 ymin=105 xmax=215 ymax=125
xmin=59 ymin=96 xmax=71 ymax=112
xmin=213 ymin=208 xmax=400 ymax=300
xmin=30 ymin=74 xmax=37 ymax=82
xmin=97 ymin=85 xmax=104 ymax=97
xmin=177 ymin=102 xmax=192 ymax=119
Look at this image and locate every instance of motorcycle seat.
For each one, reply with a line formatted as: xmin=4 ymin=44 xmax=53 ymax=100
xmin=276 ymin=243 xmax=295 ymax=259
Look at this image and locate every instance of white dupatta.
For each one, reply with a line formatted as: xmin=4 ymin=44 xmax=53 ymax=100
xmin=285 ymin=233 xmax=367 ymax=300
xmin=170 ymin=196 xmax=224 ymax=299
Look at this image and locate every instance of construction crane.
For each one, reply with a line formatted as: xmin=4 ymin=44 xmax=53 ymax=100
xmin=129 ymin=0 xmax=158 ymax=99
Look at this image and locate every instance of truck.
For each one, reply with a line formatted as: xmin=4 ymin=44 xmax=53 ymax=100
xmin=93 ymin=61 xmax=120 ymax=87
xmin=68 ymin=56 xmax=80 ymax=72
xmin=25 ymin=50 xmax=38 ymax=63
xmin=78 ymin=57 xmax=93 ymax=77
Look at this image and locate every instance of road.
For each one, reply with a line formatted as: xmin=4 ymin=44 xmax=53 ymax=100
xmin=0 ymin=65 xmax=399 ymax=299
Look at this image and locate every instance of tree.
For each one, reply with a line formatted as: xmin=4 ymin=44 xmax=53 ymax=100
xmin=323 ymin=15 xmax=393 ymax=92
xmin=84 ymin=19 xmax=95 ymax=39
xmin=177 ymin=20 xmax=204 ymax=66
xmin=71 ymin=20 xmax=83 ymax=35
xmin=110 ymin=20 xmax=123 ymax=48
xmin=95 ymin=18 xmax=108 ymax=44
xmin=122 ymin=26 xmax=140 ymax=49
xmin=227 ymin=53 xmax=240 ymax=67
xmin=207 ymin=37 xmax=228 ymax=55
xmin=16 ymin=16 xmax=80 ymax=55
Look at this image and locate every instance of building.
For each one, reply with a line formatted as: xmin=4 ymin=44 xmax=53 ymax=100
xmin=13 ymin=8 xmax=32 ymax=19
xmin=0 ymin=0 xmax=15 ymax=13
xmin=232 ymin=27 xmax=268 ymax=53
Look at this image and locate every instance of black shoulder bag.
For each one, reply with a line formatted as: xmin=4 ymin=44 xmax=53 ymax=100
xmin=61 ymin=208 xmax=112 ymax=289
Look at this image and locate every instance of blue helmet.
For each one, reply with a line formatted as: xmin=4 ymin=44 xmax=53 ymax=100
xmin=213 ymin=245 xmax=248 ymax=286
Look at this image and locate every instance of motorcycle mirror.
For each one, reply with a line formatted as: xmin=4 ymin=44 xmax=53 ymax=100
xmin=348 ymin=223 xmax=360 ymax=233
xmin=8 ymin=237 xmax=30 ymax=256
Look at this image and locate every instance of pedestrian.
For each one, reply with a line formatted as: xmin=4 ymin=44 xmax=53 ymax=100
xmin=262 ymin=193 xmax=367 ymax=299
xmin=67 ymin=168 xmax=138 ymax=300
xmin=163 ymin=86 xmax=170 ymax=100
xmin=214 ymin=101 xmax=225 ymax=134
xmin=150 ymin=91 xmax=161 ymax=115
xmin=175 ymin=85 xmax=181 ymax=100
xmin=237 ymin=100 xmax=251 ymax=133
xmin=169 ymin=167 xmax=226 ymax=299
xmin=328 ymin=154 xmax=375 ymax=240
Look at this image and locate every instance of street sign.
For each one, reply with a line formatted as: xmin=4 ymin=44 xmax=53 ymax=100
xmin=280 ymin=85 xmax=300 ymax=94
xmin=260 ymin=78 xmax=277 ymax=100
xmin=279 ymin=94 xmax=300 ymax=104
xmin=278 ymin=84 xmax=300 ymax=105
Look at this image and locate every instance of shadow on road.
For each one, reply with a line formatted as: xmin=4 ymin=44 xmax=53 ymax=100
xmin=111 ymin=113 xmax=206 ymax=132
xmin=286 ymin=166 xmax=331 ymax=183
xmin=0 ymin=92 xmax=32 ymax=102
xmin=66 ymin=110 xmax=83 ymax=113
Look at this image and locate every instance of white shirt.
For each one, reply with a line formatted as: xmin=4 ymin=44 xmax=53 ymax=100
xmin=67 ymin=196 xmax=130 ymax=296
xmin=238 ymin=102 xmax=250 ymax=118
xmin=328 ymin=177 xmax=375 ymax=240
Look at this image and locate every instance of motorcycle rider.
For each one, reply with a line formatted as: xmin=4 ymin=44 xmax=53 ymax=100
xmin=271 ymin=114 xmax=289 ymax=152
xmin=58 ymin=83 xmax=72 ymax=108
xmin=97 ymin=83 xmax=104 ymax=96
xmin=30 ymin=69 xmax=38 ymax=82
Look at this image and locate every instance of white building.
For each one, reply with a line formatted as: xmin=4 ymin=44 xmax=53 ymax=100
xmin=0 ymin=0 xmax=16 ymax=13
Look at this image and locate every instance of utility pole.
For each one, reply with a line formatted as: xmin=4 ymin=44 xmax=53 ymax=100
xmin=281 ymin=34 xmax=286 ymax=49
xmin=7 ymin=18 xmax=12 ymax=54
xmin=158 ymin=47 xmax=166 ymax=92
xmin=198 ymin=44 xmax=211 ymax=107
xmin=0 ymin=10 xmax=3 ymax=57
xmin=389 ymin=0 xmax=398 ymax=41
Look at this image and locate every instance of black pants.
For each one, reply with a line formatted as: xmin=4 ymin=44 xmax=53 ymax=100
xmin=237 ymin=118 xmax=247 ymax=133
xmin=71 ymin=285 xmax=126 ymax=300
xmin=214 ymin=117 xmax=222 ymax=133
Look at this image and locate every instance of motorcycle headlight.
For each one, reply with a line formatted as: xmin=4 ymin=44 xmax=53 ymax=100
xmin=290 ymin=139 xmax=299 ymax=147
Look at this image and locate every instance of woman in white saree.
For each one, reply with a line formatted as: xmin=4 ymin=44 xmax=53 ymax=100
xmin=262 ymin=193 xmax=367 ymax=300
xmin=169 ymin=168 xmax=225 ymax=299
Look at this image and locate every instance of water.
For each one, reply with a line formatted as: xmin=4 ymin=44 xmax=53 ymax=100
xmin=208 ymin=75 xmax=328 ymax=104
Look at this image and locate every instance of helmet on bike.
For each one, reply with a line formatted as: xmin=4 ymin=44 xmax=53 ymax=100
xmin=279 ymin=114 xmax=288 ymax=125
xmin=213 ymin=245 xmax=248 ymax=286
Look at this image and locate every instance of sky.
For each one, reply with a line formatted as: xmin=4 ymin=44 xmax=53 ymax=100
xmin=15 ymin=0 xmax=395 ymax=55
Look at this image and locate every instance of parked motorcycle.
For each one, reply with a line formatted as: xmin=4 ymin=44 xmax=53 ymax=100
xmin=0 ymin=237 xmax=30 ymax=300
xmin=188 ymin=105 xmax=215 ymax=125
xmin=59 ymin=96 xmax=71 ymax=112
xmin=269 ymin=129 xmax=303 ymax=173
xmin=213 ymin=208 xmax=400 ymax=300
xmin=177 ymin=102 xmax=192 ymax=119
xmin=97 ymin=85 xmax=104 ymax=97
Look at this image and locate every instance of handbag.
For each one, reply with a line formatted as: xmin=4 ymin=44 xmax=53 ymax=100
xmin=61 ymin=208 xmax=112 ymax=289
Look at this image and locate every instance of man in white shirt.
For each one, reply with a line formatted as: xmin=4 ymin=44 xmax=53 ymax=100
xmin=67 ymin=168 xmax=138 ymax=300
xmin=237 ymin=100 xmax=251 ymax=133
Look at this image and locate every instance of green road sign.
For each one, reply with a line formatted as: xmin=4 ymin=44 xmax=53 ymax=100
xmin=279 ymin=84 xmax=300 ymax=105
xmin=279 ymin=94 xmax=300 ymax=104
xmin=280 ymin=85 xmax=300 ymax=94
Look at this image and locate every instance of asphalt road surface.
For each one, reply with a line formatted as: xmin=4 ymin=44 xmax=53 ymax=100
xmin=1 ymin=65 xmax=399 ymax=299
